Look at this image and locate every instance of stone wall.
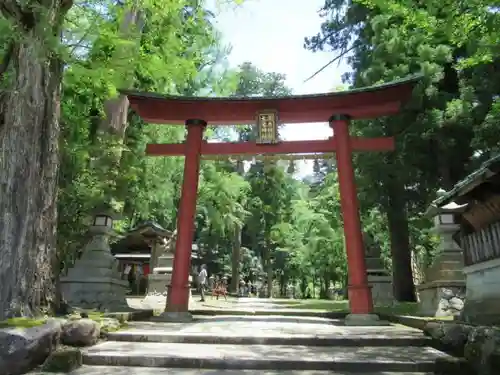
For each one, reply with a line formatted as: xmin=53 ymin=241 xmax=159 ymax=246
xmin=423 ymin=321 xmax=500 ymax=375
xmin=462 ymin=258 xmax=500 ymax=325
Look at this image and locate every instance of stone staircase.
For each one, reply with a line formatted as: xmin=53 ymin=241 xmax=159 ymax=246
xmin=67 ymin=314 xmax=455 ymax=375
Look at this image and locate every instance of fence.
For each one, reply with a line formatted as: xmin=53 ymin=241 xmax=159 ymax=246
xmin=462 ymin=221 xmax=500 ymax=266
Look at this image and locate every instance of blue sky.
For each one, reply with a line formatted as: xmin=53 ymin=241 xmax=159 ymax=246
xmin=211 ymin=0 xmax=350 ymax=175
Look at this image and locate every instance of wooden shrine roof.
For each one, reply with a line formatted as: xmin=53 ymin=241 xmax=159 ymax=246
xmin=111 ymin=221 xmax=172 ymax=255
xmin=428 ymin=155 xmax=500 ymax=231
xmin=121 ymin=75 xmax=422 ymax=125
xmin=431 ymin=154 xmax=500 ymax=208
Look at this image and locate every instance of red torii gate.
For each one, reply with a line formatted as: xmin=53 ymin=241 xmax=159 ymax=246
xmin=123 ymin=75 xmax=420 ymax=321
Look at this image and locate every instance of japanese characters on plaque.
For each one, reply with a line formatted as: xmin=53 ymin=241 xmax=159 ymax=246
xmin=256 ymin=110 xmax=278 ymax=144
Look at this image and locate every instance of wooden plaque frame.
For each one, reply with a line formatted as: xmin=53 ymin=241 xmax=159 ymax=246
xmin=255 ymin=109 xmax=279 ymax=144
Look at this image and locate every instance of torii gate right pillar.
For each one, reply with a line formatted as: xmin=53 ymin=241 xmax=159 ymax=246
xmin=330 ymin=114 xmax=381 ymax=325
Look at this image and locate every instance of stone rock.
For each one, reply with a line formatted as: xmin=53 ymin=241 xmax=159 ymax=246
xmin=41 ymin=348 xmax=82 ymax=372
xmin=425 ymin=322 xmax=500 ymax=375
xmin=61 ymin=319 xmax=100 ymax=347
xmin=464 ymin=326 xmax=500 ymax=375
xmin=423 ymin=321 xmax=473 ymax=357
xmin=418 ymin=284 xmax=466 ymax=317
xmin=449 ymin=297 xmax=465 ymax=311
xmin=441 ymin=288 xmax=456 ymax=299
xmin=434 ymin=356 xmax=474 ymax=375
xmin=440 ymin=323 xmax=473 ymax=357
xmin=423 ymin=321 xmax=446 ymax=340
xmin=0 ymin=319 xmax=62 ymax=375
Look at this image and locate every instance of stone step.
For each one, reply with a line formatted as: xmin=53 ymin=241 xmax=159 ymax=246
xmin=107 ymin=329 xmax=430 ymax=346
xmin=82 ymin=341 xmax=450 ymax=372
xmin=191 ymin=314 xmax=343 ymax=323
xmin=51 ymin=365 xmax=434 ymax=375
xmin=190 ymin=308 xmax=347 ymax=318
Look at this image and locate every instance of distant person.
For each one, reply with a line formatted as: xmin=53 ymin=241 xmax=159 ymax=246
xmin=212 ymin=275 xmax=227 ymax=301
xmin=239 ymin=279 xmax=246 ymax=296
xmin=198 ymin=264 xmax=208 ymax=302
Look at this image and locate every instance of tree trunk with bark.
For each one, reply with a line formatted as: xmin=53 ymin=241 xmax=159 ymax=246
xmin=385 ymin=179 xmax=416 ymax=302
xmin=229 ymin=160 xmax=245 ymax=293
xmin=265 ymin=240 xmax=273 ymax=298
xmin=229 ymin=225 xmax=242 ymax=293
xmin=0 ymin=0 xmax=72 ymax=320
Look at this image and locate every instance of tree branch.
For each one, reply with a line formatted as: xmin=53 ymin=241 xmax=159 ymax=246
xmin=303 ymin=45 xmax=356 ymax=83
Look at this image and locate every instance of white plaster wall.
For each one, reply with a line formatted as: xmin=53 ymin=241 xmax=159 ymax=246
xmin=464 ymin=258 xmax=500 ymax=300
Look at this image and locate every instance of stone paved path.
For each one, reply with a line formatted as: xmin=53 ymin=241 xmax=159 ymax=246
xmin=107 ymin=317 xmax=429 ymax=346
xmin=60 ymin=368 xmax=432 ymax=375
xmin=80 ymin=311 xmax=450 ymax=374
xmin=40 ymin=299 xmax=453 ymax=374
xmin=83 ymin=341 xmax=445 ymax=369
xmin=133 ymin=295 xmax=290 ymax=310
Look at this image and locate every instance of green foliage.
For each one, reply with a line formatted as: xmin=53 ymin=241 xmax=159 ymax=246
xmin=0 ymin=318 xmax=47 ymax=328
xmin=304 ymin=0 xmax=500 ymax=300
xmin=8 ymin=0 xmax=485 ymax=307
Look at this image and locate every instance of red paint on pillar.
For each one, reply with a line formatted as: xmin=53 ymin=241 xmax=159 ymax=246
xmin=166 ymin=119 xmax=206 ymax=313
xmin=329 ymin=115 xmax=374 ymax=315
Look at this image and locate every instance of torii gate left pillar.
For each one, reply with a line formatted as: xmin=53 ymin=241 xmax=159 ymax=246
xmin=159 ymin=119 xmax=205 ymax=321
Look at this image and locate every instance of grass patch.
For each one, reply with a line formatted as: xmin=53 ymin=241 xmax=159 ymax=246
xmin=280 ymin=299 xmax=423 ymax=315
xmin=87 ymin=311 xmax=106 ymax=322
xmin=67 ymin=310 xmax=128 ymax=334
xmin=0 ymin=317 xmax=47 ymax=328
xmin=68 ymin=310 xmax=108 ymax=322
xmin=376 ymin=302 xmax=419 ymax=315
xmin=280 ymin=299 xmax=458 ymax=320
xmin=279 ymin=300 xmax=349 ymax=311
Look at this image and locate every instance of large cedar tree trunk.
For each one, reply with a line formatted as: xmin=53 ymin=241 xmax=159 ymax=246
xmin=385 ymin=179 xmax=416 ymax=302
xmin=265 ymin=241 xmax=273 ymax=298
xmin=0 ymin=0 xmax=71 ymax=319
xmin=230 ymin=225 xmax=242 ymax=293
xmin=229 ymin=160 xmax=245 ymax=293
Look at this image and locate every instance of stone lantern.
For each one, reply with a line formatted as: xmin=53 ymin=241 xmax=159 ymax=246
xmin=60 ymin=210 xmax=131 ymax=312
xmin=416 ymin=188 xmax=468 ymax=317
xmin=364 ymin=232 xmax=393 ymax=305
xmin=92 ymin=213 xmax=114 ymax=228
xmin=144 ymin=230 xmax=196 ymax=309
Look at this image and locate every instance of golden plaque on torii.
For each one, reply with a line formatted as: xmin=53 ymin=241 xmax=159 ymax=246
xmin=256 ymin=110 xmax=279 ymax=144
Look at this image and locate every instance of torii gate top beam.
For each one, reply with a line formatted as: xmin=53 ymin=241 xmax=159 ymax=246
xmin=121 ymin=75 xmax=421 ymax=125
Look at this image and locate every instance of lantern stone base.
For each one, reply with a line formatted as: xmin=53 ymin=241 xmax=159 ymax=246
xmin=61 ymin=225 xmax=132 ymax=312
xmin=147 ymin=273 xmax=172 ymax=296
xmin=145 ymin=253 xmax=193 ymax=304
xmin=416 ymin=246 xmax=465 ymax=317
xmin=154 ymin=311 xmax=194 ymax=323
xmin=147 ymin=253 xmax=173 ymax=295
xmin=416 ymin=280 xmax=465 ymax=317
xmin=365 ymin=254 xmax=394 ymax=305
xmin=367 ymin=272 xmax=394 ymax=305
xmin=143 ymin=276 xmax=193 ymax=310
xmin=61 ymin=276 xmax=131 ymax=311
xmin=344 ymin=313 xmax=389 ymax=326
